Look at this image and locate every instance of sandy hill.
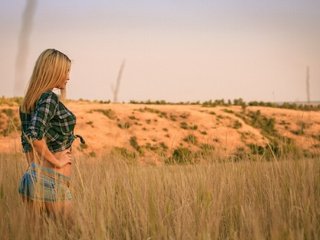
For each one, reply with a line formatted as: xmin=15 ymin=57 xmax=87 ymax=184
xmin=0 ymin=100 xmax=319 ymax=163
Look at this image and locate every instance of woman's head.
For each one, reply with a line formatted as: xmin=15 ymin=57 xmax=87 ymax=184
xmin=32 ymin=49 xmax=71 ymax=90
xmin=21 ymin=49 xmax=71 ymax=112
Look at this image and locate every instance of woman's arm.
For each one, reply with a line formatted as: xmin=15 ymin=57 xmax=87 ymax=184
xmin=32 ymin=139 xmax=71 ymax=168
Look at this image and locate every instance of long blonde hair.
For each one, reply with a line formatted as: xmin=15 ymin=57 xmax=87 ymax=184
xmin=21 ymin=49 xmax=71 ymax=113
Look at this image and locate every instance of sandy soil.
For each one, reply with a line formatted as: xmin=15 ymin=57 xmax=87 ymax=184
xmin=0 ymin=101 xmax=320 ymax=162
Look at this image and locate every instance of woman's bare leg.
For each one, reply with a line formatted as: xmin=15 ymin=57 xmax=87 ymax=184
xmin=22 ymin=196 xmax=72 ymax=221
xmin=45 ymin=201 xmax=73 ymax=222
xmin=21 ymin=196 xmax=45 ymax=216
xmin=21 ymin=196 xmax=47 ymax=236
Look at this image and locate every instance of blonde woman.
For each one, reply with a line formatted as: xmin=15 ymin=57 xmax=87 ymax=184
xmin=18 ymin=49 xmax=84 ymax=217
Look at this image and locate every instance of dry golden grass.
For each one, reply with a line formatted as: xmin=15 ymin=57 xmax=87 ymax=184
xmin=0 ymin=153 xmax=319 ymax=240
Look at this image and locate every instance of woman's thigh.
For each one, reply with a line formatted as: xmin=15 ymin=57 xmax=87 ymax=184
xmin=45 ymin=201 xmax=72 ymax=218
xmin=22 ymin=196 xmax=72 ymax=217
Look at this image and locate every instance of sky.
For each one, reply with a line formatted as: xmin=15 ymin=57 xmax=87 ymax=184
xmin=1 ymin=0 xmax=319 ymax=102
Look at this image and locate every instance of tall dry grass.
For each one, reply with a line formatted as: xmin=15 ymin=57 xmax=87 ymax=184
xmin=0 ymin=153 xmax=319 ymax=239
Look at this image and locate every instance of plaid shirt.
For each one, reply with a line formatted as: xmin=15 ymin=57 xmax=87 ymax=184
xmin=20 ymin=91 xmax=77 ymax=153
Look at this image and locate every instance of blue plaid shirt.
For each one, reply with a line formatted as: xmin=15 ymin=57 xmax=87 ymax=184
xmin=20 ymin=91 xmax=77 ymax=153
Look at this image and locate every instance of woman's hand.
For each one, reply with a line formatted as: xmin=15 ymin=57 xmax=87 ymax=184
xmin=54 ymin=150 xmax=72 ymax=168
xmin=31 ymin=139 xmax=72 ymax=169
xmin=55 ymin=158 xmax=71 ymax=168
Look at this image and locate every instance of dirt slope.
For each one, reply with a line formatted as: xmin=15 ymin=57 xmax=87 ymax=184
xmin=0 ymin=100 xmax=319 ymax=163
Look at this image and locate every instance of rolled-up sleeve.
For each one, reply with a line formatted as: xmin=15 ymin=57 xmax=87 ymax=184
xmin=26 ymin=92 xmax=58 ymax=141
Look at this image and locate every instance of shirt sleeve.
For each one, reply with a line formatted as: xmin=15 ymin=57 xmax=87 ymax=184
xmin=25 ymin=92 xmax=59 ymax=141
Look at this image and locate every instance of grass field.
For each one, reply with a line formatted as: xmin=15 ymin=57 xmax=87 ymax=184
xmin=0 ymin=153 xmax=319 ymax=240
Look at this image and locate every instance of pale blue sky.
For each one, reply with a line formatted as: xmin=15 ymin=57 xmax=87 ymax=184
xmin=1 ymin=0 xmax=319 ymax=102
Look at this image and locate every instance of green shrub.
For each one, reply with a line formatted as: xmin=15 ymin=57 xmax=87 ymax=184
xmin=118 ymin=122 xmax=130 ymax=129
xmin=145 ymin=142 xmax=168 ymax=156
xmin=89 ymin=151 xmax=97 ymax=158
xmin=183 ymin=134 xmax=198 ymax=145
xmin=223 ymin=109 xmax=234 ymax=114
xmin=312 ymin=135 xmax=320 ymax=141
xmin=0 ymin=97 xmax=22 ymax=106
xmin=247 ymin=144 xmax=265 ymax=155
xmin=145 ymin=143 xmax=158 ymax=151
xmin=312 ymin=144 xmax=320 ymax=149
xmin=112 ymin=147 xmax=137 ymax=160
xmin=91 ymin=109 xmax=116 ymax=120
xmin=202 ymin=99 xmax=226 ymax=107
xmin=97 ymin=100 xmax=111 ymax=104
xmin=159 ymin=142 xmax=168 ymax=151
xmin=128 ymin=115 xmax=138 ymax=120
xmin=291 ymin=121 xmax=307 ymax=136
xmin=264 ymin=137 xmax=303 ymax=160
xmin=197 ymin=144 xmax=215 ymax=158
xmin=86 ymin=121 xmax=94 ymax=126
xmin=233 ymin=120 xmax=242 ymax=129
xmin=165 ymin=147 xmax=194 ymax=164
xmin=247 ymin=110 xmax=276 ymax=135
xmin=77 ymin=143 xmax=88 ymax=152
xmin=180 ymin=122 xmax=188 ymax=130
xmin=180 ymin=113 xmax=189 ymax=119
xmin=0 ymin=114 xmax=20 ymax=136
xmin=1 ymin=109 xmax=14 ymax=118
xmin=169 ymin=114 xmax=177 ymax=121
xmin=232 ymin=147 xmax=247 ymax=161
xmin=180 ymin=122 xmax=197 ymax=130
xmin=213 ymin=138 xmax=219 ymax=143
xmin=129 ymin=136 xmax=143 ymax=154
xmin=190 ymin=124 xmax=198 ymax=130
xmin=130 ymin=100 xmax=168 ymax=105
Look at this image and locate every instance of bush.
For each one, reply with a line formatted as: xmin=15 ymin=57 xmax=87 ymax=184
xmin=247 ymin=144 xmax=265 ymax=156
xmin=246 ymin=110 xmax=276 ymax=136
xmin=112 ymin=147 xmax=137 ymax=160
xmin=233 ymin=120 xmax=242 ymax=129
xmin=129 ymin=136 xmax=143 ymax=154
xmin=118 ymin=122 xmax=130 ymax=129
xmin=183 ymin=134 xmax=198 ymax=145
xmin=165 ymin=147 xmax=194 ymax=164
xmin=291 ymin=121 xmax=307 ymax=136
xmin=180 ymin=122 xmax=188 ymax=130
xmin=197 ymin=144 xmax=215 ymax=158
xmin=91 ymin=109 xmax=117 ymax=120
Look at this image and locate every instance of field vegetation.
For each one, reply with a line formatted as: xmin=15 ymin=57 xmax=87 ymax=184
xmin=0 ymin=97 xmax=319 ymax=239
xmin=0 ymin=153 xmax=319 ymax=239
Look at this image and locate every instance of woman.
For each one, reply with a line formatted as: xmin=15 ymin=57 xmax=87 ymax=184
xmin=18 ymin=49 xmax=82 ymax=217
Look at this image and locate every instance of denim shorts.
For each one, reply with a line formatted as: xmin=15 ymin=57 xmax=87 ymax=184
xmin=18 ymin=163 xmax=72 ymax=202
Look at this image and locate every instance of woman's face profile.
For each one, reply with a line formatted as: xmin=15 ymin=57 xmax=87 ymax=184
xmin=56 ymin=68 xmax=70 ymax=90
